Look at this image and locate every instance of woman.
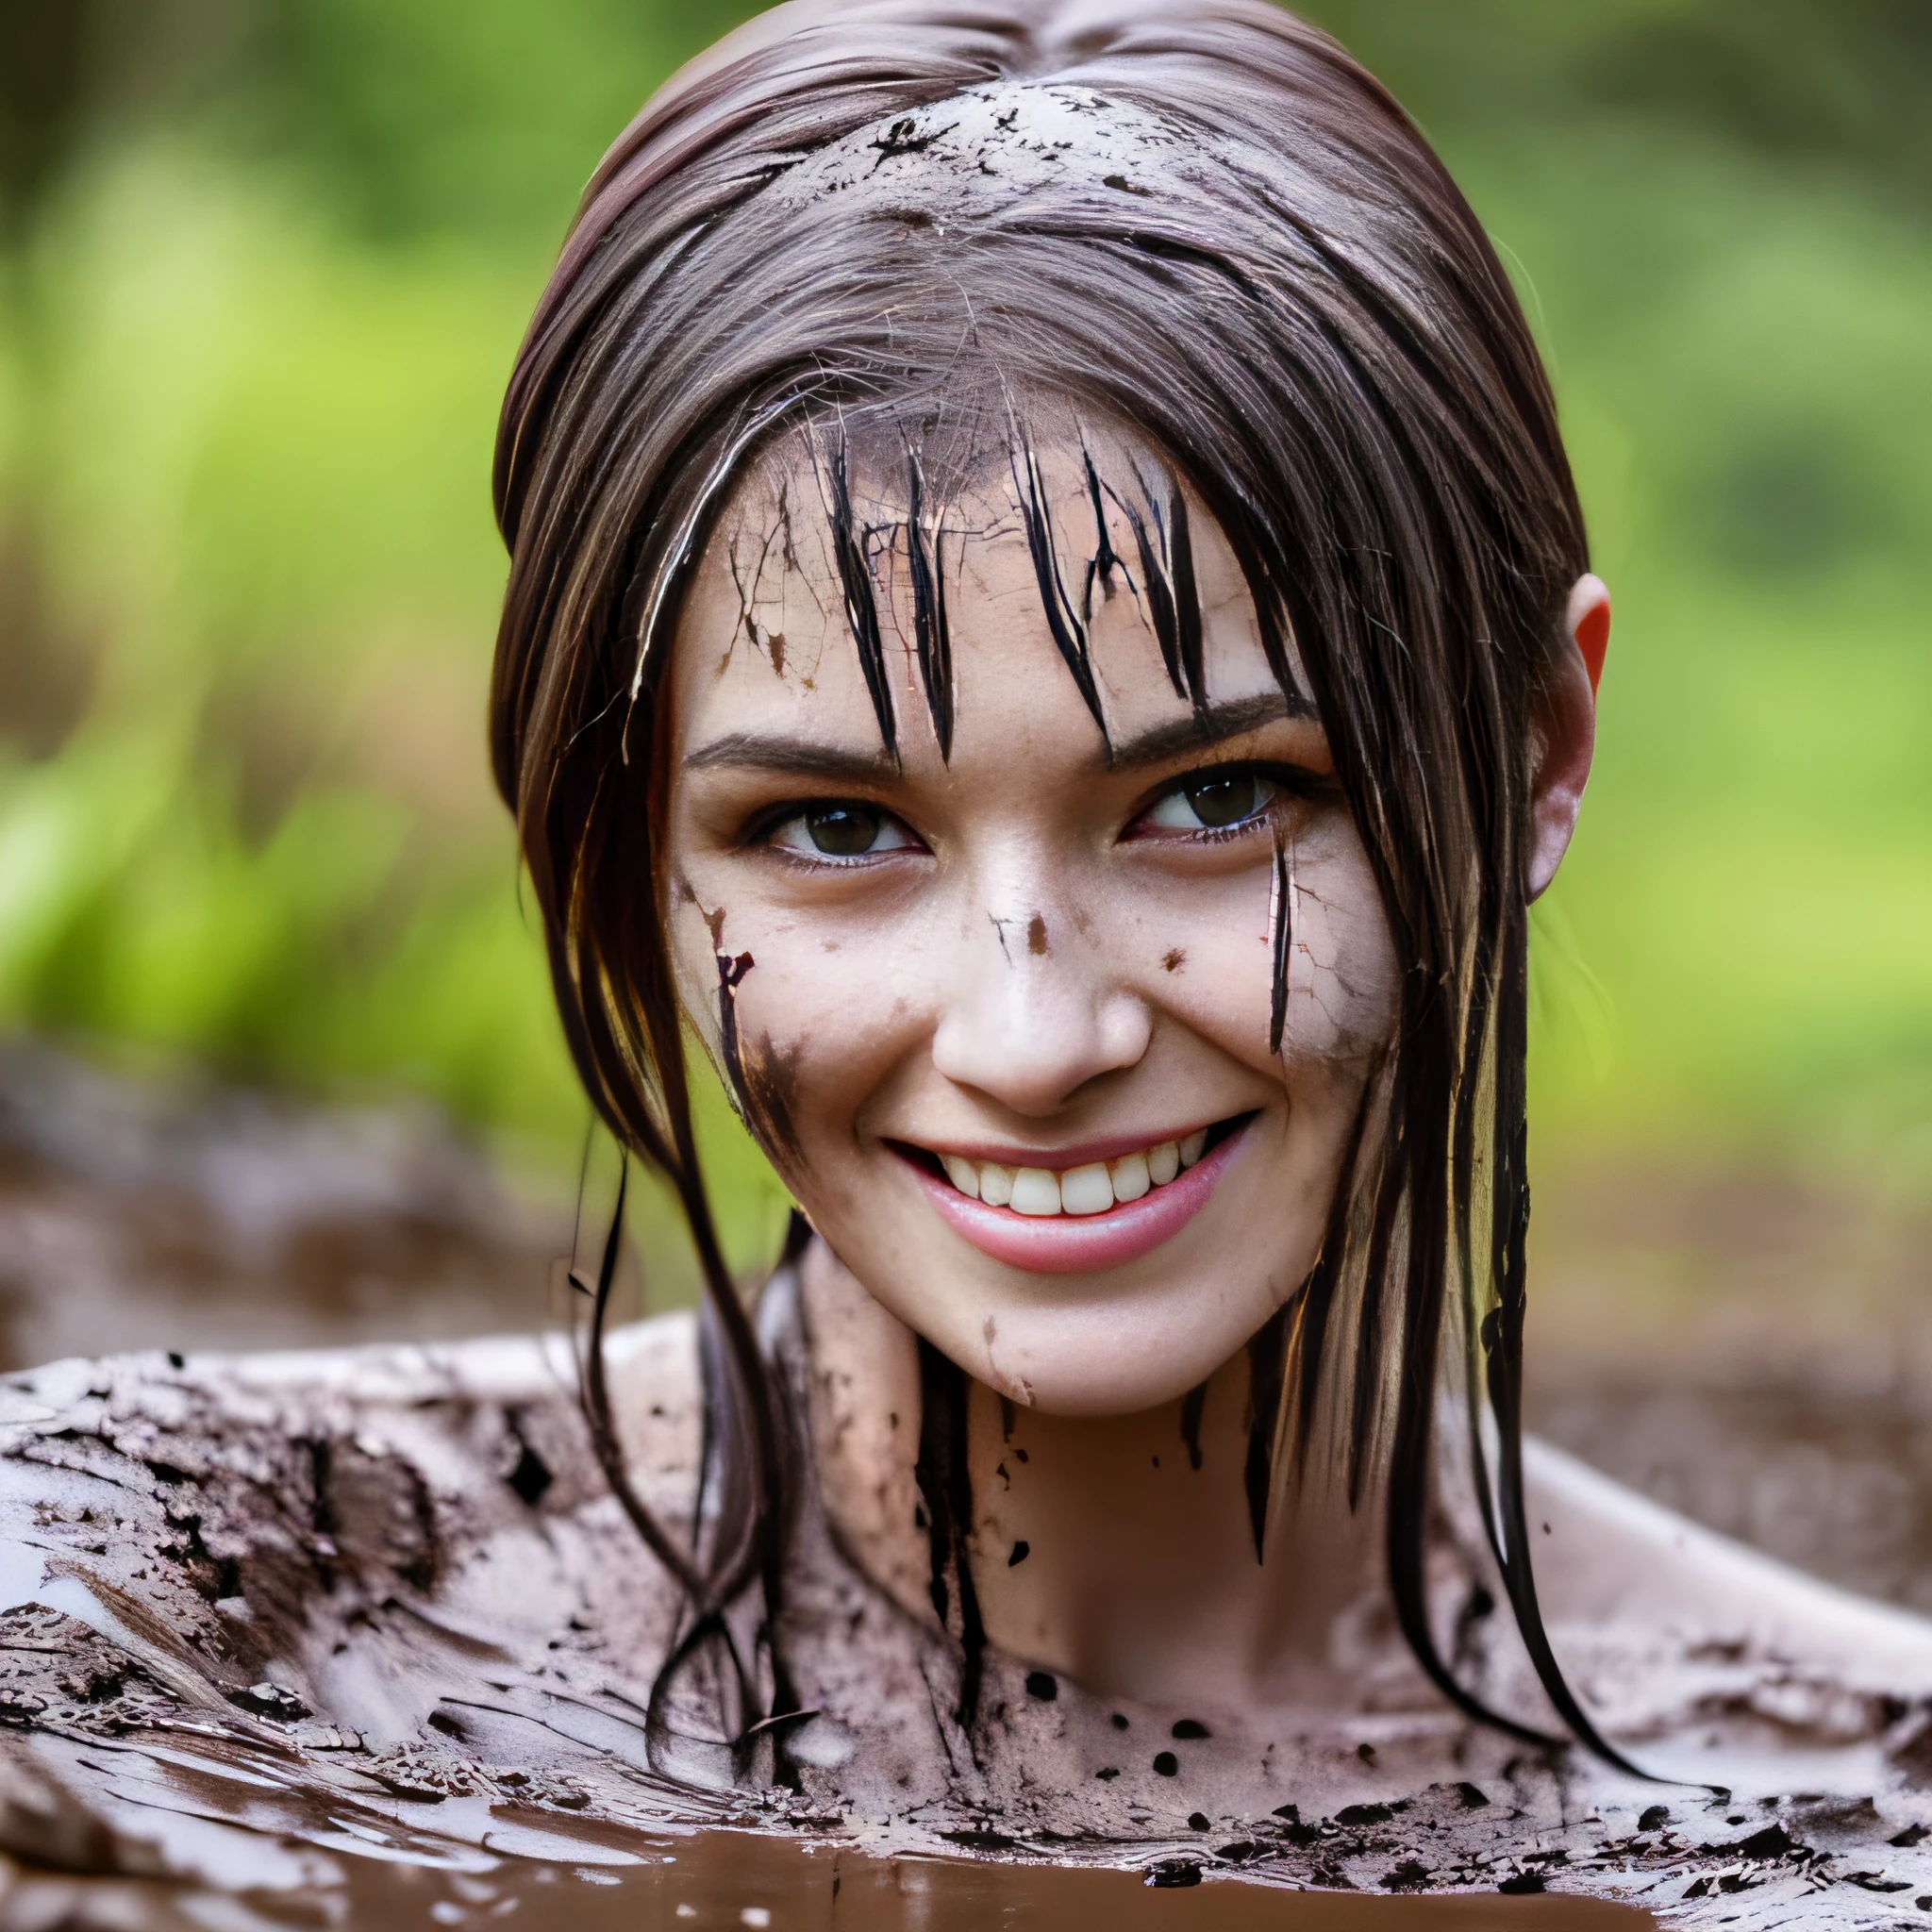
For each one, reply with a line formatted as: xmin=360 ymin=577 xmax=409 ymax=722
xmin=0 ymin=0 xmax=1927 ymax=1914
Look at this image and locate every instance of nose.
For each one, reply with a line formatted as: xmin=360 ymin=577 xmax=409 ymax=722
xmin=929 ymin=909 xmax=1153 ymax=1117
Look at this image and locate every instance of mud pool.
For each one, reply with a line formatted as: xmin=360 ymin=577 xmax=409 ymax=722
xmin=0 ymin=1039 xmax=1925 ymax=1927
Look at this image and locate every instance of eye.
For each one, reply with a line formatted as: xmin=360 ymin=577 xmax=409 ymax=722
xmin=1140 ymin=770 xmax=1280 ymax=835
xmin=765 ymin=801 xmax=919 ymax=861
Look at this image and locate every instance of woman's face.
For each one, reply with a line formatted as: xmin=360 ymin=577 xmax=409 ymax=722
xmin=663 ymin=436 xmax=1400 ymax=1417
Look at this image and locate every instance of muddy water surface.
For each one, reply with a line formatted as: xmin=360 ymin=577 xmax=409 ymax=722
xmin=6 ymin=1824 xmax=1651 ymax=1930
xmin=0 ymin=1040 xmax=1922 ymax=1926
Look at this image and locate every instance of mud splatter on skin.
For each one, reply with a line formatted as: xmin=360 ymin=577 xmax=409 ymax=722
xmin=737 ymin=1028 xmax=806 ymax=1171
xmin=693 ymin=901 xmax=805 ymax=1171
xmin=1026 ymin=914 xmax=1048 ymax=957
xmin=711 ymin=947 xmax=775 ymax=1157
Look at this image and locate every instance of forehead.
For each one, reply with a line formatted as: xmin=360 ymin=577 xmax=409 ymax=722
xmin=668 ymin=427 xmax=1292 ymax=769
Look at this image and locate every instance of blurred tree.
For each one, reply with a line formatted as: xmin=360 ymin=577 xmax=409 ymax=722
xmin=0 ymin=1 xmax=91 ymax=242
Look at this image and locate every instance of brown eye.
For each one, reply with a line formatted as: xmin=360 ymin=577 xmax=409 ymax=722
xmin=805 ymin=805 xmax=881 ymax=855
xmin=1141 ymin=770 xmax=1280 ymax=837
xmin=766 ymin=801 xmax=918 ymax=863
xmin=1182 ymin=774 xmax=1260 ymax=828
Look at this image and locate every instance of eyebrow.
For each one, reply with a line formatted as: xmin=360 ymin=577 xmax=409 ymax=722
xmin=1107 ymin=691 xmax=1316 ymax=769
xmin=681 ymin=692 xmax=1319 ymax=787
xmin=681 ymin=734 xmax=901 ymax=785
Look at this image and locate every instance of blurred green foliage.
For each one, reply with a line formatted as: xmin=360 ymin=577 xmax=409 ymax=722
xmin=0 ymin=0 xmax=1926 ymax=1228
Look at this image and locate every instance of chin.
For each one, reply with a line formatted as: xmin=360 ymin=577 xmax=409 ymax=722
xmin=904 ymin=1277 xmax=1289 ymax=1419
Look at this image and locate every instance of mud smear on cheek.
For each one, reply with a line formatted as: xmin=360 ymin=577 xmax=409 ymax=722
xmin=712 ymin=949 xmax=806 ymax=1174
xmin=739 ymin=1029 xmax=807 ymax=1174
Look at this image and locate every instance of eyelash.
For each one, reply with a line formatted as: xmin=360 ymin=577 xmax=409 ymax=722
xmin=746 ymin=760 xmax=1330 ymax=865
xmin=1125 ymin=761 xmax=1329 ymax=844
xmin=749 ymin=802 xmax=921 ymax=868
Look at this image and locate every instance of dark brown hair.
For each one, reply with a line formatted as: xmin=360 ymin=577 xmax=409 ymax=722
xmin=491 ymin=0 xmax=1629 ymax=1777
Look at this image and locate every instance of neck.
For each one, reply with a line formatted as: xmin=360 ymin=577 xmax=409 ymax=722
xmin=799 ymin=1241 xmax=1382 ymax=1724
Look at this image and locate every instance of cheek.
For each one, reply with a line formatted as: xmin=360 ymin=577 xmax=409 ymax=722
xmin=669 ymin=896 xmax=924 ymax=1175
xmin=1135 ymin=830 xmax=1398 ymax=1086
xmin=1282 ymin=832 xmax=1403 ymax=1072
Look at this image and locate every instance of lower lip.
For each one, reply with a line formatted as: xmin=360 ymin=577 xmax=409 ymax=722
xmin=908 ymin=1125 xmax=1249 ymax=1276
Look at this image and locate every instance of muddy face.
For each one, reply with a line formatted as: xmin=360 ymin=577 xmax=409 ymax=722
xmin=663 ymin=429 xmax=1399 ymax=1417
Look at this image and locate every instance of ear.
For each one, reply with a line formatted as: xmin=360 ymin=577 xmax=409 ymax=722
xmin=1527 ymin=575 xmax=1609 ymax=902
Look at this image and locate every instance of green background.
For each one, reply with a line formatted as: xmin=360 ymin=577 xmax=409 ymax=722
xmin=0 ymin=0 xmax=1926 ymax=1267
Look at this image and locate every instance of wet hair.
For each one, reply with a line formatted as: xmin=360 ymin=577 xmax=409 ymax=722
xmin=491 ymin=0 xmax=1631 ymax=1777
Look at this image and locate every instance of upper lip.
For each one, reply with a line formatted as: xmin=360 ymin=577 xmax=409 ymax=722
xmin=894 ymin=1124 xmax=1222 ymax=1171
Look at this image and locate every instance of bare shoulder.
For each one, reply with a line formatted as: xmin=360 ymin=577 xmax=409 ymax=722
xmin=1525 ymin=1435 xmax=1932 ymax=1790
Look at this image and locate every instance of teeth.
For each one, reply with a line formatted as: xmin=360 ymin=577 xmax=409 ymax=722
xmin=937 ymin=1131 xmax=1215 ymax=1216
xmin=1010 ymin=1168 xmax=1061 ymax=1217
xmin=1059 ymin=1163 xmax=1112 ymax=1216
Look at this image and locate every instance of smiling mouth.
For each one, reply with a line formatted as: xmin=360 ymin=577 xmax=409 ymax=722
xmin=894 ymin=1116 xmax=1254 ymax=1219
xmin=893 ymin=1115 xmax=1257 ymax=1276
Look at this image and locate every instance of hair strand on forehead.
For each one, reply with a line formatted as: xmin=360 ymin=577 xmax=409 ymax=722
xmin=1012 ymin=432 xmax=1110 ymax=753
xmin=824 ymin=433 xmax=900 ymax=762
xmin=905 ymin=451 xmax=956 ymax=761
xmin=1079 ymin=449 xmax=1129 ymax=625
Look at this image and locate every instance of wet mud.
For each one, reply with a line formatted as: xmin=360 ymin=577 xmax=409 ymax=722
xmin=0 ymin=1804 xmax=1653 ymax=1931
xmin=0 ymin=1042 xmax=1925 ymax=1926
